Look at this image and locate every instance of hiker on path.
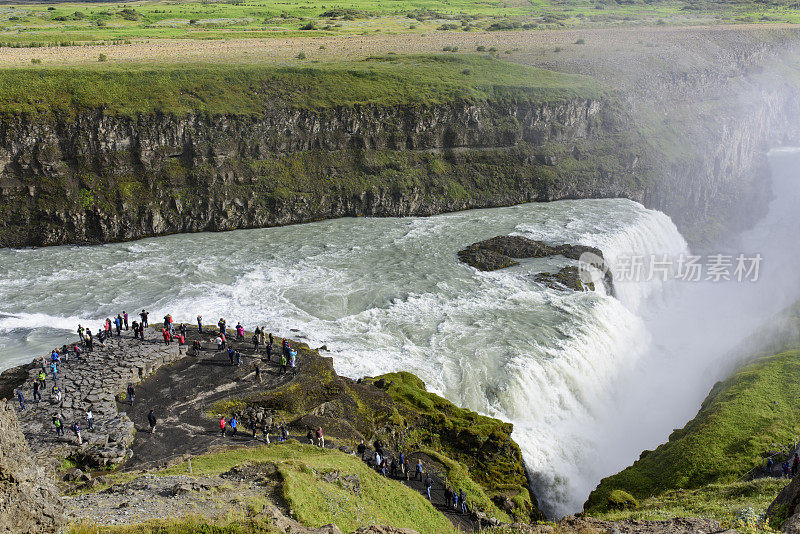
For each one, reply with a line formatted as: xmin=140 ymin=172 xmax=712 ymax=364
xmin=266 ymin=343 xmax=272 ymax=362
xmin=236 ymin=323 xmax=244 ymax=341
xmin=230 ymin=416 xmax=238 ymax=436
xmin=280 ymin=354 xmax=287 ymax=375
xmin=53 ymin=414 xmax=63 ymax=437
xmin=236 ymin=350 xmax=242 ymax=366
xmin=258 ymin=328 xmax=265 ymax=348
xmin=197 ymin=315 xmax=203 ymax=334
xmin=127 ymin=384 xmax=135 ymax=406
xmin=148 ymin=409 xmax=157 ymax=434
xmin=403 ymin=457 xmax=411 ymax=480
xmin=140 ymin=309 xmax=149 ymax=328
xmin=86 ymin=409 xmax=93 ymax=430
xmin=424 ymin=476 xmax=433 ymax=500
xmin=193 ymin=339 xmax=202 ymax=356
xmin=263 ymin=421 xmax=270 ymax=444
xmin=316 ymin=427 xmax=324 ymax=448
xmin=218 ymin=318 xmax=226 ymax=335
xmin=86 ymin=329 xmax=93 ymax=352
xmin=415 ymin=459 xmax=424 ymax=481
xmin=179 ymin=323 xmax=187 ymax=338
xmin=50 ymin=361 xmax=58 ymax=382
xmin=162 ymin=328 xmax=171 ymax=345
xmin=254 ymin=364 xmax=261 ymax=383
xmin=73 ymin=344 xmax=82 ymax=360
xmin=357 ymin=440 xmax=366 ymax=460
xmin=72 ymin=421 xmax=82 ymax=445
xmin=269 ymin=332 xmax=274 ymax=345
xmin=37 ymin=369 xmax=46 ymax=389
xmin=219 ymin=416 xmax=226 ymax=437
xmin=123 ymin=311 xmax=129 ymax=331
xmin=220 ymin=332 xmax=227 ymax=350
xmin=77 ymin=324 xmax=85 ymax=344
xmin=280 ymin=425 xmax=288 ymax=441
xmin=115 ymin=315 xmax=122 ymax=335
xmin=52 ymin=385 xmax=62 ymax=404
xmin=216 ymin=335 xmax=223 ymax=351
xmin=33 ymin=380 xmax=41 ymax=402
xmin=228 ymin=348 xmax=236 ymax=366
xmin=459 ymin=490 xmax=467 ymax=513
xmin=252 ymin=332 xmax=260 ymax=351
xmin=15 ymin=389 xmax=24 ymax=410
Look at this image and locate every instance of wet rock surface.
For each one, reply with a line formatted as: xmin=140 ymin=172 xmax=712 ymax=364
xmin=0 ymin=331 xmax=182 ymax=468
xmin=458 ymin=235 xmax=613 ymax=293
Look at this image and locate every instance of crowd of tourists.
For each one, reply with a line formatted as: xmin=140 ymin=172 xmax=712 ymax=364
xmin=11 ymin=309 xmax=471 ymax=517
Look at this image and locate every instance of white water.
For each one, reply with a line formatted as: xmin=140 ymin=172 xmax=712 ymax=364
xmin=0 ymin=151 xmax=798 ymax=517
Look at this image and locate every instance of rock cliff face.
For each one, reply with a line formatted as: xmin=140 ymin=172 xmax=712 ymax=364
xmin=0 ymin=97 xmax=645 ymax=247
xmin=0 ymin=400 xmax=64 ymax=533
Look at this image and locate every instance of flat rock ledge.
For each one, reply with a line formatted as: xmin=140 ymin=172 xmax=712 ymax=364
xmin=3 ymin=332 xmax=182 ymax=468
xmin=457 ymin=235 xmax=613 ymax=293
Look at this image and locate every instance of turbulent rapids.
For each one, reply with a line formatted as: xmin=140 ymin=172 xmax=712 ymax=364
xmin=1 ymin=150 xmax=798 ymax=517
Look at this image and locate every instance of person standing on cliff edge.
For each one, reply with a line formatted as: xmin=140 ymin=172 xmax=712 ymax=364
xmin=123 ymin=311 xmax=129 ymax=331
xmin=140 ymin=309 xmax=149 ymax=328
xmin=197 ymin=315 xmax=203 ymax=334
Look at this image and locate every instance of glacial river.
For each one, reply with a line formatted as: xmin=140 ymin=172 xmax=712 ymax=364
xmin=1 ymin=150 xmax=798 ymax=516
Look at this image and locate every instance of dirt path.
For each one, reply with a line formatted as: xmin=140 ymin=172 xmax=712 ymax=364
xmin=120 ymin=325 xmax=296 ymax=470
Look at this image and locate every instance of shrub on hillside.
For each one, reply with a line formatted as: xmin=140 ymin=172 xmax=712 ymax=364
xmin=608 ymin=490 xmax=638 ymax=510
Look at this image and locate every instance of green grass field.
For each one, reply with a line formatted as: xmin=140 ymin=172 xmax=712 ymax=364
xmin=0 ymin=54 xmax=600 ymax=115
xmin=585 ymin=349 xmax=800 ymax=515
xmin=0 ymin=0 xmax=799 ymax=46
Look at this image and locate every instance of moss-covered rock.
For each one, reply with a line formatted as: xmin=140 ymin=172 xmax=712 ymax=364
xmin=217 ymin=344 xmax=542 ymax=522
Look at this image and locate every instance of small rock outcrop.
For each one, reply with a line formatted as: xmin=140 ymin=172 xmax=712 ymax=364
xmin=0 ymin=400 xmax=64 ymax=533
xmin=767 ymin=473 xmax=800 ymax=532
xmin=458 ymin=235 xmax=613 ymax=293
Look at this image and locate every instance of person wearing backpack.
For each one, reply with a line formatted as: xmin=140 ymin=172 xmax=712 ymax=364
xmin=424 ymin=475 xmax=433 ymax=500
xmin=53 ymin=414 xmax=64 ymax=437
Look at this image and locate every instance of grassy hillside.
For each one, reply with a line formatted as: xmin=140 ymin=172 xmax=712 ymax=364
xmin=1 ymin=0 xmax=799 ymax=45
xmin=158 ymin=443 xmax=458 ymax=534
xmin=585 ymin=349 xmax=800 ymax=513
xmin=0 ymin=55 xmax=599 ymax=115
xmin=590 ymin=478 xmax=787 ymax=528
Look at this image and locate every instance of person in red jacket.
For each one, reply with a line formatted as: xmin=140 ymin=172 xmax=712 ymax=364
xmin=162 ymin=328 xmax=171 ymax=345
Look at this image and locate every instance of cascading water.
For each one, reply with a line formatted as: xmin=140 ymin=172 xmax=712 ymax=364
xmin=0 ymin=150 xmax=797 ymax=517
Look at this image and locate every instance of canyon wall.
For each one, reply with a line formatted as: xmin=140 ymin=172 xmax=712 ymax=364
xmin=2 ymin=29 xmax=800 ymax=248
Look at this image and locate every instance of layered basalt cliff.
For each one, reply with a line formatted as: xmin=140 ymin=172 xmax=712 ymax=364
xmin=0 ymin=96 xmax=646 ymax=247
